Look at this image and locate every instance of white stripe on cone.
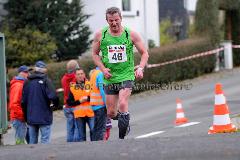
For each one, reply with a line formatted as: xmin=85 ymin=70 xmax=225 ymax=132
xmin=176 ymin=112 xmax=185 ymax=118
xmin=213 ymin=114 xmax=231 ymax=125
xmin=177 ymin=104 xmax=182 ymax=109
xmin=215 ymin=94 xmax=226 ymax=105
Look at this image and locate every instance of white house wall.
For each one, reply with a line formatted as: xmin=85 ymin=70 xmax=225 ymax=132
xmin=82 ymin=0 xmax=109 ymax=39
xmin=145 ymin=0 xmax=160 ymax=47
xmin=184 ymin=0 xmax=198 ymax=11
xmin=121 ymin=0 xmax=144 ymax=45
xmin=82 ymin=0 xmax=159 ymax=47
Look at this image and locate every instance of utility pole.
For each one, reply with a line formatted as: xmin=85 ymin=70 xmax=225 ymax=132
xmin=143 ymin=0 xmax=148 ymax=49
xmin=0 ymin=33 xmax=7 ymax=145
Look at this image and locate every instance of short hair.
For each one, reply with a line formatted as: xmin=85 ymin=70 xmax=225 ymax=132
xmin=66 ymin=60 xmax=79 ymax=73
xmin=106 ymin=7 xmax=122 ymax=20
xmin=75 ymin=67 xmax=84 ymax=73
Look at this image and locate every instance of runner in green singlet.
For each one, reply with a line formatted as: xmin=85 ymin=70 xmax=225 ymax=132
xmin=92 ymin=7 xmax=149 ymax=139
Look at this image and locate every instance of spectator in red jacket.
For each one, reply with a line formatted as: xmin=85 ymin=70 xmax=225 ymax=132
xmin=61 ymin=60 xmax=79 ymax=105
xmin=9 ymin=65 xmax=29 ymax=144
xmin=61 ymin=60 xmax=80 ymax=142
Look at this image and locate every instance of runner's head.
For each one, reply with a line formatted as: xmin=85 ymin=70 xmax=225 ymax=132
xmin=106 ymin=7 xmax=122 ymax=33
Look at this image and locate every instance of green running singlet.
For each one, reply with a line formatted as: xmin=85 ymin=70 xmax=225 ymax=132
xmin=100 ymin=26 xmax=135 ymax=84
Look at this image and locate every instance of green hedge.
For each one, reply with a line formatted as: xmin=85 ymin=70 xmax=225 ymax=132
xmin=8 ymin=37 xmax=217 ymax=103
xmin=219 ymin=0 xmax=240 ymax=10
xmin=134 ymin=37 xmax=216 ymax=92
xmin=195 ymin=0 xmax=220 ymax=45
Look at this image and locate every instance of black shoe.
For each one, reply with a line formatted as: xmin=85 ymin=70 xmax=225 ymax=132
xmin=126 ymin=125 xmax=130 ymax=136
xmin=119 ymin=125 xmax=130 ymax=139
xmin=112 ymin=112 xmax=120 ymax=120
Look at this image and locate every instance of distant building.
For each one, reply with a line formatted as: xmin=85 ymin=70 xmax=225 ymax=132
xmin=0 ymin=0 xmax=7 ymax=22
xmin=159 ymin=0 xmax=189 ymax=40
xmin=184 ymin=0 xmax=198 ymax=25
xmin=184 ymin=0 xmax=198 ymax=12
xmin=187 ymin=10 xmax=195 ymax=25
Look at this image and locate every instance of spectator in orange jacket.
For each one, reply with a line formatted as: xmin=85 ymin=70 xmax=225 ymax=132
xmin=67 ymin=68 xmax=94 ymax=142
xmin=9 ymin=65 xmax=29 ymax=144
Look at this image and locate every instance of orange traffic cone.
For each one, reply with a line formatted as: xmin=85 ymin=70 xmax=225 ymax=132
xmin=175 ymin=98 xmax=188 ymax=125
xmin=208 ymin=83 xmax=237 ymax=134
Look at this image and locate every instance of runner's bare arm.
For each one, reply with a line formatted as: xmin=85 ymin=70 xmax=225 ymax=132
xmin=92 ymin=31 xmax=106 ymax=71
xmin=131 ymin=31 xmax=149 ymax=69
xmin=92 ymin=31 xmax=112 ymax=79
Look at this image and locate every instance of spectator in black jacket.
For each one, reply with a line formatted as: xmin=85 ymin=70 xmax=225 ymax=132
xmin=22 ymin=61 xmax=59 ymax=144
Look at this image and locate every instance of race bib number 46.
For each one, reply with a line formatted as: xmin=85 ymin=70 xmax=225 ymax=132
xmin=107 ymin=45 xmax=127 ymax=63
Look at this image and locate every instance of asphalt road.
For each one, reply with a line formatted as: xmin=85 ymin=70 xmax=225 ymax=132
xmin=1 ymin=135 xmax=240 ymax=160
xmin=110 ymin=67 xmax=240 ymax=140
xmin=2 ymin=67 xmax=240 ymax=159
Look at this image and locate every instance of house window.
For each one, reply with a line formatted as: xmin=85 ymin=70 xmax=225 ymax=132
xmin=122 ymin=0 xmax=131 ymax=11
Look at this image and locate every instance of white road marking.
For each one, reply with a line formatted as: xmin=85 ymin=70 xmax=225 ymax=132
xmin=135 ymin=131 xmax=165 ymax=139
xmin=175 ymin=122 xmax=200 ymax=128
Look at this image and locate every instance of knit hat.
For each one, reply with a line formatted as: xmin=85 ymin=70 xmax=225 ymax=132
xmin=35 ymin=61 xmax=47 ymax=68
xmin=18 ymin=65 xmax=29 ymax=73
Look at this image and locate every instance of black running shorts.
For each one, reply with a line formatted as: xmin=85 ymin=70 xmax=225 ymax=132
xmin=104 ymin=80 xmax=134 ymax=95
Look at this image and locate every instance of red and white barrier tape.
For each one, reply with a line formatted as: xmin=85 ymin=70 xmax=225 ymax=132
xmin=147 ymin=47 xmax=224 ymax=68
xmin=56 ymin=88 xmax=64 ymax=93
xmin=232 ymin=45 xmax=240 ymax=49
xmin=56 ymin=45 xmax=240 ymax=91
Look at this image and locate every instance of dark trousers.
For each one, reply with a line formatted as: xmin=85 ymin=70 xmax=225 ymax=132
xmin=75 ymin=117 xmax=94 ymax=142
xmin=92 ymin=107 xmax=107 ymax=141
xmin=25 ymin=127 xmax=30 ymax=144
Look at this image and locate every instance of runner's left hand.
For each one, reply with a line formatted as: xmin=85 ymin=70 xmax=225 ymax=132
xmin=134 ymin=66 xmax=144 ymax=80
